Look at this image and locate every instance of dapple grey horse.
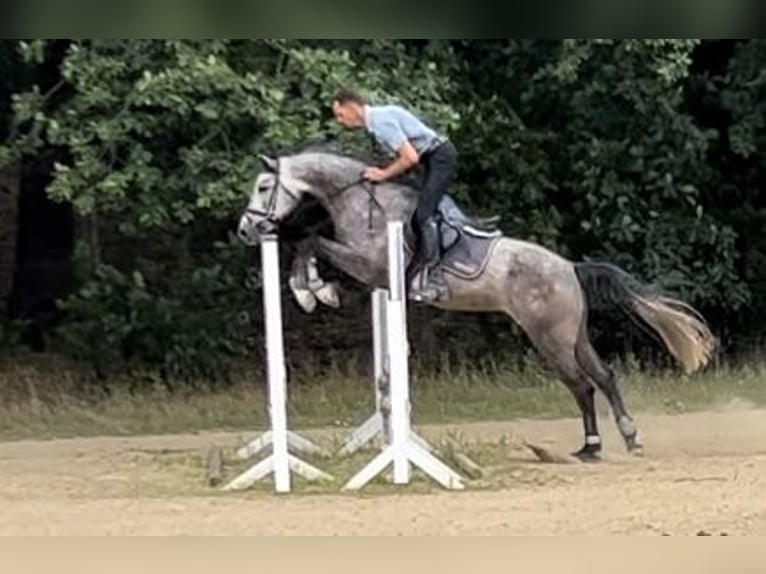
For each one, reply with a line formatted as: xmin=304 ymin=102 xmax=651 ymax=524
xmin=237 ymin=150 xmax=716 ymax=460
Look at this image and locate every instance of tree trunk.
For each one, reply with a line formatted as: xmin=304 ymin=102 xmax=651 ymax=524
xmin=0 ymin=163 xmax=20 ymax=317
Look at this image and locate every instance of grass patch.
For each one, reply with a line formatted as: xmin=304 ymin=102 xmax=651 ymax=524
xmin=141 ymin=431 xmax=539 ymax=498
xmin=2 ymin=353 xmax=766 ymax=442
xmin=134 ymin=427 xmax=578 ymax=497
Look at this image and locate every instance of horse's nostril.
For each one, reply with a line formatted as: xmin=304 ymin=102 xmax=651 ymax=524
xmin=237 ymin=221 xmax=254 ymax=241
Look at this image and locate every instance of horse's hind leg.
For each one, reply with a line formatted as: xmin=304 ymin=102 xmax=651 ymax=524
xmin=527 ymin=328 xmax=602 ymax=462
xmin=574 ymin=321 xmax=643 ymax=455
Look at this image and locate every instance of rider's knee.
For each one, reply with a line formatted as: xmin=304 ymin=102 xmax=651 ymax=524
xmin=413 ymin=210 xmax=435 ymax=230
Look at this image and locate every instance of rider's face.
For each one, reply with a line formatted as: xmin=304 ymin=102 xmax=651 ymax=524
xmin=332 ymin=101 xmax=363 ymax=128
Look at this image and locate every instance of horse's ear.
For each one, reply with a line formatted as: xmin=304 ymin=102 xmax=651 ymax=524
xmin=259 ymin=154 xmax=278 ymax=172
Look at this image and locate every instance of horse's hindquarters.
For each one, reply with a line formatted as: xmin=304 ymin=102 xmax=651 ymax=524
xmin=438 ymin=237 xmax=581 ymax=319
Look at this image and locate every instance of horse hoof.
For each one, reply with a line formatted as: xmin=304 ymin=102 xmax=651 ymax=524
xmin=296 ymin=292 xmax=317 ymax=313
xmin=314 ymin=283 xmax=340 ymax=308
xmin=289 ymin=279 xmax=317 ymax=313
xmin=572 ymin=446 xmax=601 ymax=463
xmin=628 ymin=444 xmax=645 ymax=458
xmin=624 ymin=432 xmax=643 ymax=457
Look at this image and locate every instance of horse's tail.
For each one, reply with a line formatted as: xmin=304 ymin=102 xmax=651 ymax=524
xmin=574 ymin=261 xmax=716 ymax=373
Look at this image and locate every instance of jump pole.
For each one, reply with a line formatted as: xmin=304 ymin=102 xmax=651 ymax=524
xmin=222 ymin=234 xmax=331 ymax=493
xmin=343 ymin=221 xmax=464 ymax=491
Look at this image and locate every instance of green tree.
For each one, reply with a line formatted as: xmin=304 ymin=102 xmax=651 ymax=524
xmin=453 ymin=39 xmax=746 ymax=313
xmin=0 ymin=39 xmax=458 ymax=379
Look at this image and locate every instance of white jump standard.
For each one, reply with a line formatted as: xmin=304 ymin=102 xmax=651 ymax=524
xmin=339 ymin=289 xmax=437 ymax=457
xmin=338 ymin=288 xmax=391 ymax=455
xmin=343 ymin=221 xmax=464 ymax=491
xmin=222 ymin=234 xmax=331 ymax=493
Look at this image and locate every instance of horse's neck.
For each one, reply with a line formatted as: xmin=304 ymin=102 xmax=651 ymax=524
xmin=292 ymin=153 xmax=366 ymax=219
xmin=292 ymin=153 xmax=418 ymax=238
xmin=325 ymin=182 xmax=418 ymax=241
xmin=293 ymin=153 xmax=364 ymax=186
xmin=305 ymin=187 xmax=343 ymax=222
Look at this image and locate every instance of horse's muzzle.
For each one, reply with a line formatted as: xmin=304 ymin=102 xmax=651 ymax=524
xmin=237 ymin=214 xmax=277 ymax=246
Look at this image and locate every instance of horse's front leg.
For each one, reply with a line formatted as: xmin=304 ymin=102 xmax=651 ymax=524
xmin=306 ymin=252 xmax=340 ymax=308
xmin=288 ymin=240 xmax=318 ymax=313
xmin=288 ymin=238 xmax=340 ymax=312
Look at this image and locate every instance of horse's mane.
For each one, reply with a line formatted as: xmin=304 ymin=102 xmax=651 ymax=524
xmin=286 ymin=136 xmax=380 ymax=165
xmin=290 ymin=136 xmax=347 ymax=155
xmin=280 ymin=136 xmax=423 ymax=190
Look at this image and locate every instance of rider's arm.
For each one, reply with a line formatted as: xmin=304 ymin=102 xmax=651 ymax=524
xmin=379 ymin=140 xmax=419 ymax=179
xmin=367 ymin=119 xmax=419 ymax=181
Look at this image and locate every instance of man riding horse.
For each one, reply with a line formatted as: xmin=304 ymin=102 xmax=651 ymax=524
xmin=331 ymin=89 xmax=456 ymax=303
xmin=238 ymin=136 xmax=716 ymax=461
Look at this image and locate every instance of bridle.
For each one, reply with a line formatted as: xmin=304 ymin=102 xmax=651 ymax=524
xmin=245 ymin=159 xmax=302 ymax=224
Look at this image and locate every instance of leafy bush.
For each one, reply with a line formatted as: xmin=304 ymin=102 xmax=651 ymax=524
xmin=54 ymin=237 xmax=257 ymax=385
xmin=2 ymin=39 xmax=766 ymax=383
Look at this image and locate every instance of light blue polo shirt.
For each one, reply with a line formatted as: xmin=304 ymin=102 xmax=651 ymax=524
xmin=363 ymin=105 xmax=444 ymax=155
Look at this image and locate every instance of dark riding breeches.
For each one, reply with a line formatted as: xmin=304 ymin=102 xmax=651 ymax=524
xmin=405 ymin=140 xmax=457 ymax=290
xmin=413 ymin=140 xmax=458 ymax=231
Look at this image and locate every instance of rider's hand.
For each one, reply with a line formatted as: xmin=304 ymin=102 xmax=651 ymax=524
xmin=363 ymin=166 xmax=387 ymax=182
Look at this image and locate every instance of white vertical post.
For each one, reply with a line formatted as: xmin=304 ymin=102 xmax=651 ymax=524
xmin=372 ymin=289 xmax=391 ymax=444
xmin=387 ymin=221 xmax=410 ymax=484
xmin=372 ymin=288 xmax=387 ymax=416
xmin=261 ymin=235 xmax=290 ymax=493
xmin=336 ymin=289 xmax=389 ymax=456
xmin=223 ymin=235 xmax=331 ymax=493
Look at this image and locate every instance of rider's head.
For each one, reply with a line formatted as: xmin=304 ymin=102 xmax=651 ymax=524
xmin=332 ymin=89 xmax=366 ymax=128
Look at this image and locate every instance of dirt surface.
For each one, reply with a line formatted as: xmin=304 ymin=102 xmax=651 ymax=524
xmin=1 ymin=407 xmax=766 ymax=535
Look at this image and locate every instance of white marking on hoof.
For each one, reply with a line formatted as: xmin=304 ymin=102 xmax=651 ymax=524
xmin=585 ymin=435 xmax=601 ymax=446
xmin=289 ymin=277 xmax=317 ymax=313
xmin=314 ymin=282 xmax=340 ymax=308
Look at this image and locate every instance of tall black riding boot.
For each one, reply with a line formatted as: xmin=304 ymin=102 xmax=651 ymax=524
xmin=409 ymin=218 xmax=449 ymax=303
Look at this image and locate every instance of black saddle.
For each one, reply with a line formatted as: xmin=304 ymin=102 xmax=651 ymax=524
xmin=404 ymin=195 xmax=503 ymax=281
xmin=435 ymin=195 xmax=501 ymax=251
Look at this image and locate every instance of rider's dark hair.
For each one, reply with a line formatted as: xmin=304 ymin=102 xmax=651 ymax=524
xmin=332 ymin=88 xmax=365 ymax=106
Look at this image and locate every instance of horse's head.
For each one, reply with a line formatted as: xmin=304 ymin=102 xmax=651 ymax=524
xmin=238 ymin=154 xmax=313 ymax=245
xmin=238 ymin=150 xmax=367 ymax=245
